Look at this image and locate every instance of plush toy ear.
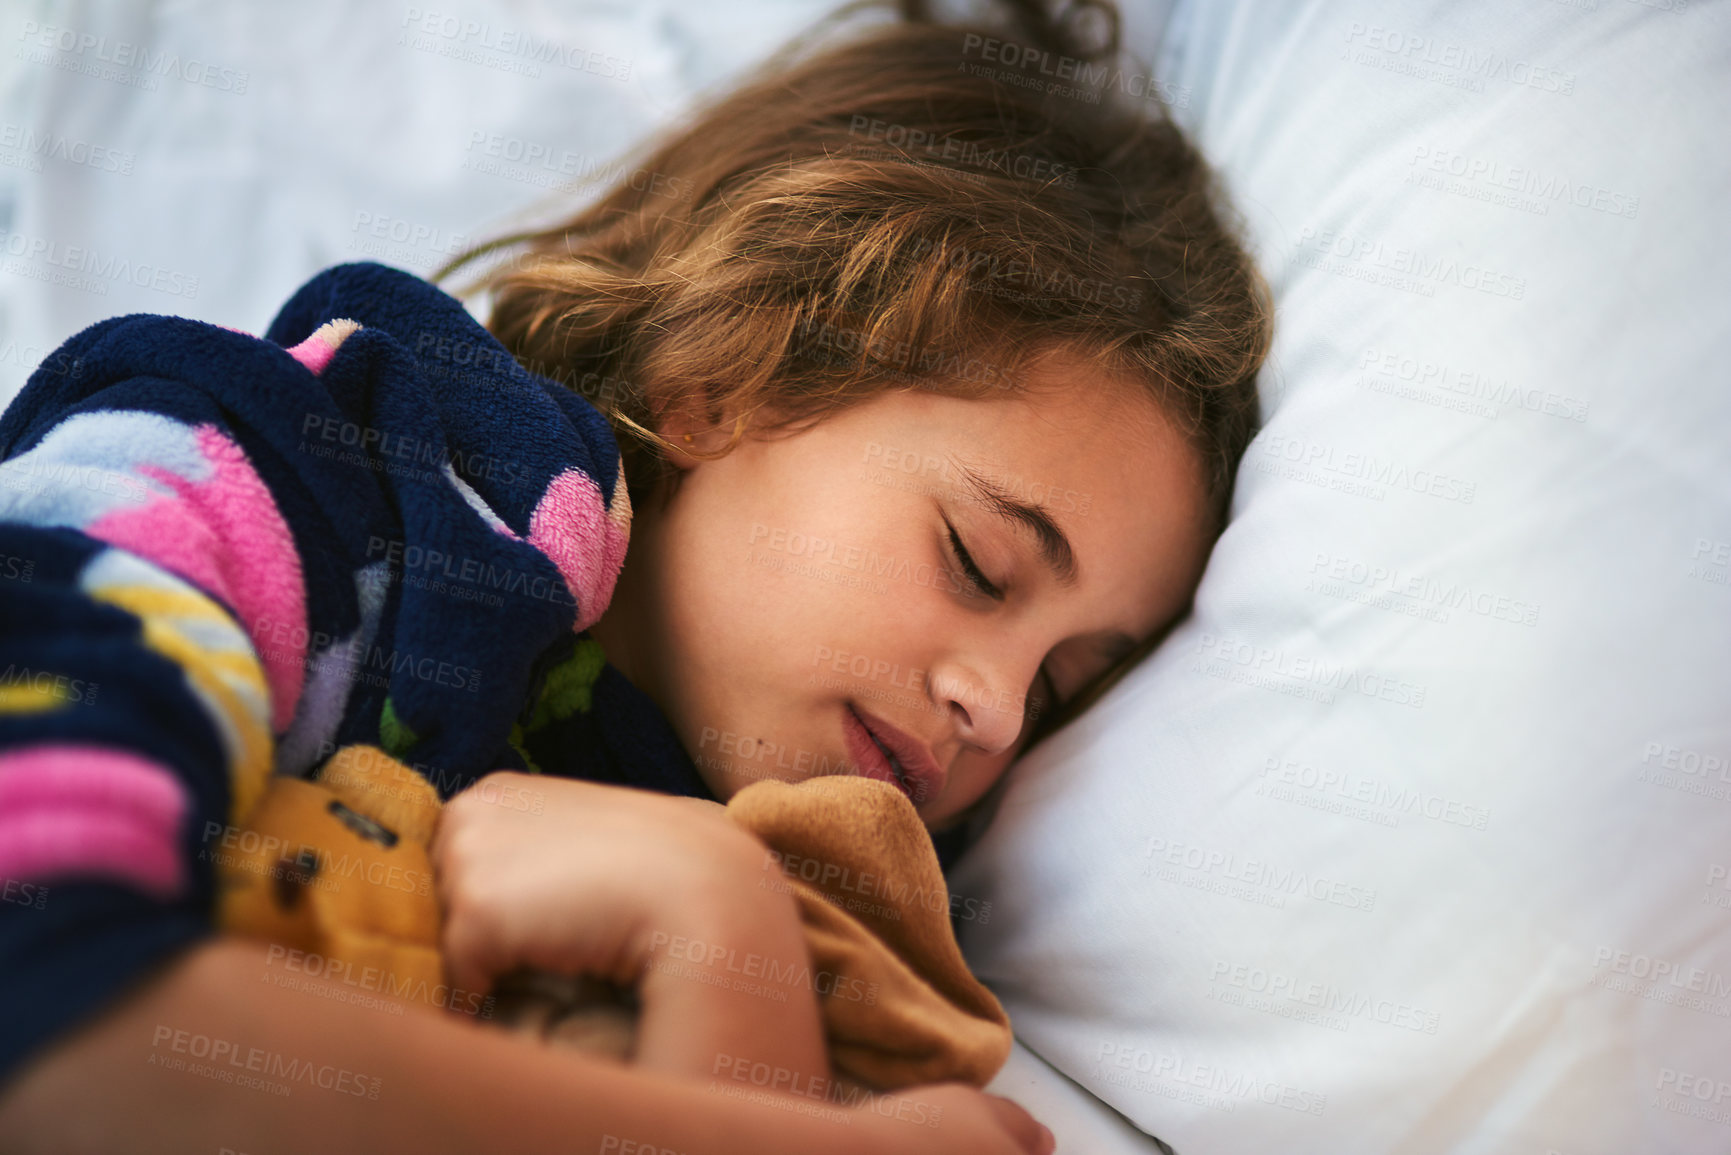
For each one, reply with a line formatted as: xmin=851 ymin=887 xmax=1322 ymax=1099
xmin=316 ymin=744 xmax=443 ymax=845
xmin=725 ymin=776 xmax=1013 ymax=1090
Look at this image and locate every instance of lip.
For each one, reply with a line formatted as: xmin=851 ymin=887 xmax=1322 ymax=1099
xmin=842 ymin=704 xmax=946 ymax=806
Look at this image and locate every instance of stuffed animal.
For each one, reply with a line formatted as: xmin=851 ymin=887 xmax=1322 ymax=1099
xmin=215 ymin=745 xmax=453 ymax=1010
xmin=214 ymin=744 xmax=1010 ymax=1091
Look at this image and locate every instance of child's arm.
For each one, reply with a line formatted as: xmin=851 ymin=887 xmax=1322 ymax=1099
xmin=0 ymin=936 xmax=1051 ymax=1155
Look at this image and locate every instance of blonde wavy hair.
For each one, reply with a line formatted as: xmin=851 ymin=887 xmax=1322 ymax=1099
xmin=441 ymin=0 xmax=1271 ymax=523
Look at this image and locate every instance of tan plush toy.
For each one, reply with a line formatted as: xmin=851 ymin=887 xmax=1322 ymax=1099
xmin=214 ymin=745 xmax=1011 ymax=1091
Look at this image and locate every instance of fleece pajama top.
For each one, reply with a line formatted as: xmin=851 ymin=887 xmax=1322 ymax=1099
xmin=0 ymin=261 xmax=733 ymax=1082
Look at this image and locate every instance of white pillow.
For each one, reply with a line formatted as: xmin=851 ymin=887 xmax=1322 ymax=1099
xmin=954 ymin=1 xmax=1731 ymax=1152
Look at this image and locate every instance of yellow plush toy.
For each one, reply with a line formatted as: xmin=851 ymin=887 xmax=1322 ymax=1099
xmin=214 ymin=745 xmax=453 ymax=1012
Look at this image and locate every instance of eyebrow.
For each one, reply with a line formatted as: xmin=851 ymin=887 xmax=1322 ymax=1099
xmin=951 ymin=459 xmax=1080 ymax=589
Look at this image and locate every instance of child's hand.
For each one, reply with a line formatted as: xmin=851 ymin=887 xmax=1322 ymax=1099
xmin=849 ymin=1084 xmax=1056 ymax=1155
xmin=429 ymin=772 xmax=828 ymax=1083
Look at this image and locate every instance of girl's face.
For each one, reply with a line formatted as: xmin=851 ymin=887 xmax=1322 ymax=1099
xmin=590 ymin=352 xmax=1211 ymax=829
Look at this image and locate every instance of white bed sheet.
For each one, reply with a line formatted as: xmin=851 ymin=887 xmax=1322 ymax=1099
xmin=990 ymin=1039 xmax=1172 ymax=1155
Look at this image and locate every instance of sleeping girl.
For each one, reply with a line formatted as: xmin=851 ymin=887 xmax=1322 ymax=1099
xmin=0 ymin=1 xmax=1269 ymax=1151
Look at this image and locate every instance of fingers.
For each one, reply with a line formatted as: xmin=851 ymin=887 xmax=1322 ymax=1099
xmin=424 ymin=772 xmax=519 ymax=862
xmin=438 ymin=872 xmax=512 ymax=998
xmin=425 ymin=774 xmax=486 ymax=870
xmin=985 ymin=1094 xmax=1055 ymax=1155
xmin=430 ymin=797 xmax=520 ymax=999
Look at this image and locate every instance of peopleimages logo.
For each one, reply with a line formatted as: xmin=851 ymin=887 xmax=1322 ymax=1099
xmin=16 ymin=21 xmax=249 ymax=93
xmin=0 ymin=665 xmax=99 ymax=707
xmin=149 ymin=1025 xmax=380 ymax=1098
xmin=264 ymin=944 xmax=494 ymax=1018
xmin=463 ymin=130 xmax=692 ymax=199
xmin=1591 ymin=947 xmax=1731 ymax=1003
xmin=958 ymin=33 xmax=1191 ymax=109
xmin=763 ymin=848 xmax=991 ymax=925
xmin=0 ymin=122 xmax=135 ymax=174
xmin=200 ymin=820 xmax=434 ymax=896
xmin=1258 ymin=756 xmax=1492 ymax=831
xmin=1208 ymin=960 xmax=1441 ymax=1035
xmin=747 ymin=523 xmax=973 ymax=596
xmin=1306 ymin=550 xmax=1540 ymax=629
xmin=1342 ymin=22 xmax=1576 ymax=94
xmin=398 ymin=8 xmax=632 ymax=81
xmin=0 ymin=228 xmax=200 ymax=299
xmin=1260 ymin=434 xmax=1478 ymax=505
xmin=1294 ymin=225 xmax=1526 ymax=301
xmin=1192 ymin=632 xmax=1428 ymax=710
xmin=1 ymin=877 xmax=49 ymax=910
xmin=1407 ymin=145 xmax=1638 ymax=220
xmin=1093 ymin=1041 xmax=1328 ymax=1116
xmin=709 ymin=1053 xmax=945 ymax=1127
xmin=1358 ymin=345 xmax=1590 ymax=424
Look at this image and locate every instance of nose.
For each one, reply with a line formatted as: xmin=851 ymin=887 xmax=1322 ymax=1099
xmin=927 ymin=651 xmax=1038 ymax=756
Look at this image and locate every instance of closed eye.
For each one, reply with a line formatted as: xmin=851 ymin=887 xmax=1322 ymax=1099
xmin=945 ymin=519 xmax=1004 ymax=601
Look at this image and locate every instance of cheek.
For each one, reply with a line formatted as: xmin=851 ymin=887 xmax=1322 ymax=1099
xmin=668 ymin=489 xmax=827 ymax=678
xmin=930 ymin=680 xmax=1049 ymax=813
xmin=933 ymin=746 xmax=1017 ymax=818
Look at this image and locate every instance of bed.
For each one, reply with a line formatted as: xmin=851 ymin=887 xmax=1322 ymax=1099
xmin=2 ymin=1 xmax=1725 ymax=1151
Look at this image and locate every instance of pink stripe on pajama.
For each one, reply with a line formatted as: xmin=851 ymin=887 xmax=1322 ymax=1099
xmin=85 ymin=424 xmax=307 ymax=733
xmin=528 ymin=468 xmax=632 ymax=633
xmin=0 ymin=745 xmax=189 ymax=899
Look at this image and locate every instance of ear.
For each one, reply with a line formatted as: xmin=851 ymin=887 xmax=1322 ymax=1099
xmin=653 ymin=394 xmax=746 ymax=470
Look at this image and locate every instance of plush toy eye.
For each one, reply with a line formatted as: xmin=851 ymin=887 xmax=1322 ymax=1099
xmin=272 ymin=848 xmax=321 ymax=910
xmin=327 ymin=798 xmax=400 ymax=848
